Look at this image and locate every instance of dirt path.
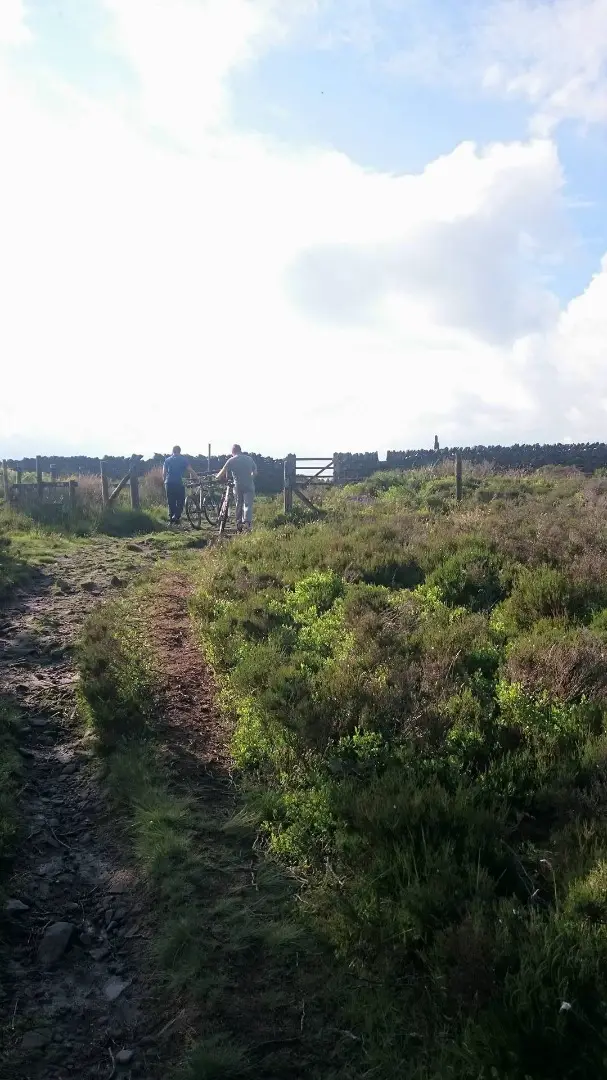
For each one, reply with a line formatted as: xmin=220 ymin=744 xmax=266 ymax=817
xmin=0 ymin=539 xmax=172 ymax=1080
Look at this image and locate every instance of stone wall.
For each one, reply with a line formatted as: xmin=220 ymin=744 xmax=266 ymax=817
xmin=7 ymin=443 xmax=607 ymax=494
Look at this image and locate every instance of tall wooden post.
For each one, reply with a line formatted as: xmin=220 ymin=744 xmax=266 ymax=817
xmin=208 ymin=443 xmax=211 ymax=475
xmin=129 ymin=458 xmax=140 ymax=510
xmin=283 ymin=454 xmax=295 ymax=514
xmin=68 ymin=480 xmax=77 ymax=512
xmin=100 ymin=460 xmax=109 ymax=508
xmin=2 ymin=460 xmax=9 ymax=502
xmin=16 ymin=469 xmax=22 ymax=487
xmin=49 ymin=463 xmax=58 ymax=483
xmin=36 ymin=456 xmax=43 ymax=498
xmin=455 ymin=450 xmax=463 ymax=502
xmin=434 ymin=435 xmax=440 ymax=451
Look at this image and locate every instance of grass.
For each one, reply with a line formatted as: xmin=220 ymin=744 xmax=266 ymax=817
xmin=1 ymin=469 xmax=167 ymax=543
xmin=0 ymin=490 xmax=209 ymax=602
xmin=78 ymin=586 xmax=364 ymax=1079
xmin=76 ymin=463 xmax=607 ymax=1079
xmin=0 ymin=517 xmax=81 ymax=598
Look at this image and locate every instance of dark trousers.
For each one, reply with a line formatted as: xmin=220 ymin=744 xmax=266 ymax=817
xmin=165 ymin=481 xmax=185 ymax=522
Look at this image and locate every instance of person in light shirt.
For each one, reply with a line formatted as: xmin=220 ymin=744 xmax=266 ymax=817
xmin=216 ymin=444 xmax=258 ymax=532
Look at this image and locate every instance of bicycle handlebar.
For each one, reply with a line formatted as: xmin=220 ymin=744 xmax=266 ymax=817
xmin=184 ymin=475 xmax=233 ymax=485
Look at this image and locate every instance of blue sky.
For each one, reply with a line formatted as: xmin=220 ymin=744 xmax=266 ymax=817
xmin=230 ymin=17 xmax=607 ymax=304
xmin=2 ymin=0 xmax=607 ymax=457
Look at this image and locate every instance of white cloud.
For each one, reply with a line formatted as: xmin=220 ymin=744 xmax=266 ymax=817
xmin=102 ymin=0 xmax=321 ymax=141
xmin=287 ymin=140 xmax=564 ymax=346
xmin=0 ymin=0 xmax=606 ymax=459
xmin=554 ymin=255 xmax=607 ymax=384
xmin=0 ymin=0 xmax=29 ymax=46
xmin=479 ymin=0 xmax=607 ymax=133
xmin=375 ymin=0 xmax=607 ymax=134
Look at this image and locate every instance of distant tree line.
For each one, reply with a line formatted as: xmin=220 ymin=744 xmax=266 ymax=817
xmin=8 ymin=443 xmax=607 ymax=492
xmin=6 ymin=453 xmax=285 ymax=494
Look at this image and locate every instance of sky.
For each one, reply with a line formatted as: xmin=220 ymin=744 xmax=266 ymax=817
xmin=1 ymin=0 xmax=607 ymax=458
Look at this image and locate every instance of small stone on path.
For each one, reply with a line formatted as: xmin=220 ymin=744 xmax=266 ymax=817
xmin=104 ymin=977 xmax=130 ymax=1002
xmin=5 ymin=898 xmax=29 ymax=914
xmin=107 ymin=874 xmax=130 ymax=895
xmin=116 ymin=1049 xmax=135 ymax=1065
xmin=38 ymin=921 xmax=75 ymax=967
xmin=22 ymin=1030 xmax=51 ymax=1052
xmin=37 ymin=856 xmax=63 ymax=877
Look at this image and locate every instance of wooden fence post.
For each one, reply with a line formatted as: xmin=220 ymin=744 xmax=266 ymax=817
xmin=49 ymin=463 xmax=58 ymax=483
xmin=208 ymin=443 xmax=211 ymax=475
xmin=36 ymin=456 xmax=43 ymax=498
xmin=455 ymin=450 xmax=463 ymax=502
xmin=16 ymin=469 xmax=22 ymax=487
xmin=2 ymin=460 xmax=9 ymax=502
xmin=434 ymin=435 xmax=440 ymax=451
xmin=283 ymin=454 xmax=295 ymax=514
xmin=129 ymin=458 xmax=140 ymax=510
xmin=100 ymin=460 xmax=109 ymax=508
xmin=68 ymin=480 xmax=77 ymax=512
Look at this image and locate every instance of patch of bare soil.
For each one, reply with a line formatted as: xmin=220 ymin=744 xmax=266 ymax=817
xmin=0 ymin=540 xmax=177 ymax=1080
xmin=147 ymin=572 xmax=232 ymax=775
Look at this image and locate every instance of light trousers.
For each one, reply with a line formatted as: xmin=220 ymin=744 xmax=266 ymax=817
xmin=235 ymin=484 xmax=254 ymax=529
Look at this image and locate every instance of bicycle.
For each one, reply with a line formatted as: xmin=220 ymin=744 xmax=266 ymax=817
xmin=184 ymin=476 xmax=223 ymax=530
xmin=217 ymin=479 xmax=234 ymax=536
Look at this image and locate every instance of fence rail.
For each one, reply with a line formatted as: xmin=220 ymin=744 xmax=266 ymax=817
xmin=8 ymin=479 xmax=78 ymax=511
xmin=5 ymin=440 xmax=606 ymax=518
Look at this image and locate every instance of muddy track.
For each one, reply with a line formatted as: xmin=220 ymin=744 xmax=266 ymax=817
xmin=0 ymin=539 xmax=173 ymax=1080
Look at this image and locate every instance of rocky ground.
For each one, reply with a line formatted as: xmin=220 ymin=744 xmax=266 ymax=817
xmin=0 ymin=539 xmax=176 ymax=1080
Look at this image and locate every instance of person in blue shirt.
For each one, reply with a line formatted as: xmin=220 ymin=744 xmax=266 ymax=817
xmin=163 ymin=445 xmax=195 ymax=524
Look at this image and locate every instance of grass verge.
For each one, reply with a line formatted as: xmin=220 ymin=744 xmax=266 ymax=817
xmin=78 ymin=583 xmax=363 ymax=1079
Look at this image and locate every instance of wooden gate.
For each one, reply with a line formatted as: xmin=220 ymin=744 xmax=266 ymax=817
xmin=283 ymin=456 xmax=334 ymax=514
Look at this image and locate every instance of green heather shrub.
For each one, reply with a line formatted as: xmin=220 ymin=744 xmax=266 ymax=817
xmin=492 ymin=564 xmax=607 ymax=635
xmin=426 ymin=539 xmax=510 ymax=612
xmin=189 ymin=466 xmax=607 ymax=1078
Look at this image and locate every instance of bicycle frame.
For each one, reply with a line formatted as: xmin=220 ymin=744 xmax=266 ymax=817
xmin=217 ymin=480 xmax=234 ymax=536
xmin=184 ymin=475 xmax=222 ymax=530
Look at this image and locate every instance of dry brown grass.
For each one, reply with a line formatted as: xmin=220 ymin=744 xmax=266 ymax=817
xmin=140 ymin=466 xmax=165 ymax=508
xmin=73 ymin=473 xmax=104 ymax=514
xmin=506 ymin=626 xmax=607 ymax=703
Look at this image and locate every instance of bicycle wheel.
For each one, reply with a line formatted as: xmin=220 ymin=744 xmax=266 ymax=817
xmin=218 ymin=489 xmax=230 ymax=536
xmin=202 ymin=491 xmax=222 ymax=527
xmin=185 ymin=493 xmax=203 ymax=530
